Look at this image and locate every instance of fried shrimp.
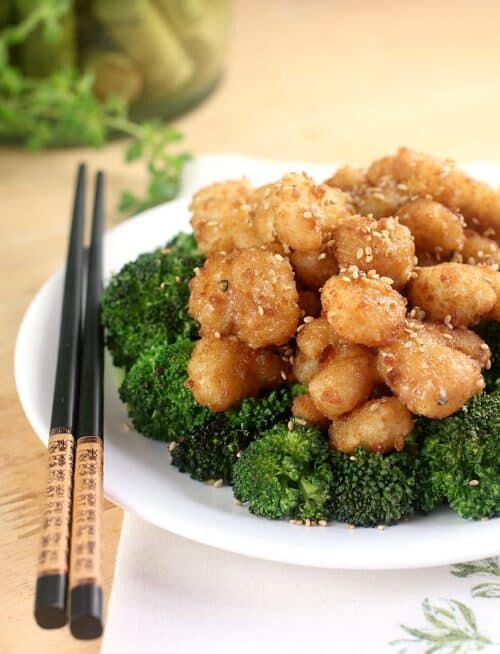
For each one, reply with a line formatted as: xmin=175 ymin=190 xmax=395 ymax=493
xmin=321 ymin=274 xmax=406 ymax=347
xmin=423 ymin=323 xmax=491 ymax=368
xmin=408 ymin=263 xmax=497 ymax=326
xmin=189 ymin=248 xmax=300 ymax=348
xmin=396 ymin=199 xmax=464 ymax=256
xmin=186 ymin=336 xmax=262 ymax=411
xmin=457 ymin=229 xmax=500 ymax=268
xmin=190 ymin=179 xmax=263 ymax=255
xmin=333 ymin=215 xmax=415 ymax=289
xmin=377 ymin=322 xmax=485 ymax=418
xmin=290 ymin=247 xmax=338 ymax=290
xmin=367 ymin=147 xmax=500 ymax=240
xmin=329 ymin=397 xmax=414 ymax=454
xmin=292 ymin=393 xmax=329 ymax=428
xmin=296 ymin=317 xmax=336 ymax=360
xmin=324 ymin=165 xmax=366 ymax=191
xmin=308 ymin=343 xmax=378 ymax=419
xmin=253 ymin=172 xmax=352 ymax=251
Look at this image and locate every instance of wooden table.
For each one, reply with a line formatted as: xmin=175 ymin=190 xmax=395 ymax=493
xmin=2 ymin=1 xmax=500 ymax=652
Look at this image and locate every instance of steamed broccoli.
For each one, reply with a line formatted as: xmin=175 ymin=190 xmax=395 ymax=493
xmin=232 ymin=423 xmax=333 ymax=520
xmin=329 ymin=446 xmax=419 ymax=527
xmin=102 ymin=232 xmax=203 ymax=368
xmin=171 ymin=387 xmax=294 ymax=484
xmin=473 ymin=321 xmax=500 ymax=392
xmin=119 ymin=339 xmax=212 ymax=442
xmin=417 ymin=392 xmax=500 ymax=520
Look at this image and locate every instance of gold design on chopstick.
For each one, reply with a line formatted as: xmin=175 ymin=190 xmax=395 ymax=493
xmin=37 ymin=431 xmax=75 ymax=577
xmin=69 ymin=436 xmax=103 ymax=589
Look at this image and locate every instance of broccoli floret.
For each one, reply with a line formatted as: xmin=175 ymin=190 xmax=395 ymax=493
xmin=232 ymin=423 xmax=333 ymax=521
xmin=225 ymin=387 xmax=294 ymax=433
xmin=473 ymin=321 xmax=500 ymax=392
xmin=417 ymin=392 xmax=500 ymax=520
xmin=171 ymin=388 xmax=294 ymax=484
xmin=119 ymin=339 xmax=212 ymax=442
xmin=102 ymin=232 xmax=203 ymax=368
xmin=329 ymin=446 xmax=419 ymax=527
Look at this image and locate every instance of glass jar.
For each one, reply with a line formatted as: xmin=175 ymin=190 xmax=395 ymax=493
xmin=79 ymin=0 xmax=231 ymax=121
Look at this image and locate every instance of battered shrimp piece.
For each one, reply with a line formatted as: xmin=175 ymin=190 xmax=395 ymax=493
xmin=377 ymin=323 xmax=485 ymax=418
xmin=292 ymin=393 xmax=330 ymax=429
xmin=189 ymin=248 xmax=300 ymax=348
xmin=292 ymin=350 xmax=320 ymax=384
xmin=397 ymin=199 xmax=464 ymax=256
xmin=254 ymin=349 xmax=292 ymax=389
xmin=408 ymin=263 xmax=496 ymax=326
xmin=290 ymin=248 xmax=338 ymax=290
xmin=424 ymin=323 xmax=491 ymax=368
xmin=297 ymin=290 xmax=322 ymax=318
xmin=296 ymin=317 xmax=335 ymax=360
xmin=190 ymin=179 xmax=263 ymax=255
xmin=308 ymin=344 xmax=378 ymax=419
xmin=324 ymin=166 xmax=366 ymax=191
xmin=458 ymin=229 xmax=500 ymax=268
xmin=351 ymin=177 xmax=410 ymax=219
xmin=321 ymin=274 xmax=407 ymax=347
xmin=367 ymin=147 xmax=500 ymax=240
xmin=329 ymin=397 xmax=414 ymax=454
xmin=333 ymin=215 xmax=415 ymax=289
xmin=479 ymin=267 xmax=500 ymax=320
xmin=253 ymin=172 xmax=352 ymax=252
xmin=186 ymin=336 xmax=261 ymax=411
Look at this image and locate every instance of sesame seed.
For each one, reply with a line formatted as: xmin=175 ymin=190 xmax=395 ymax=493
xmin=296 ymin=418 xmax=307 ymax=425
xmin=258 ymin=305 xmax=264 ymax=316
xmin=303 ymin=211 xmax=313 ymax=219
xmin=303 ymin=315 xmax=314 ymax=323
xmin=214 ymin=331 xmax=221 ymax=339
xmin=305 ymin=518 xmax=311 ymax=527
xmin=234 ymin=499 xmax=242 ymax=506
xmin=213 ymin=479 xmax=223 ymax=488
xmin=380 ymin=276 xmax=394 ymax=285
xmin=468 ymin=479 xmax=480 ymax=487
xmin=480 ymin=343 xmax=489 ymax=350
xmin=356 ymin=247 xmax=364 ymax=259
xmin=168 ymin=441 xmax=177 ymax=452
xmin=377 ymin=525 xmax=386 ymax=532
xmin=347 ymin=524 xmax=355 ymax=530
xmin=274 ymin=253 xmax=284 ymax=261
xmin=349 ymin=455 xmax=357 ymax=461
xmin=341 ymin=276 xmax=351 ymax=282
xmin=318 ymin=252 xmax=327 ymax=260
xmin=318 ymin=520 xmax=328 ymax=527
xmin=194 ymin=266 xmax=201 ymax=275
xmin=175 ymin=275 xmax=181 ymax=283
xmin=288 ymin=420 xmax=294 ymax=431
xmin=280 ymin=370 xmax=288 ymax=381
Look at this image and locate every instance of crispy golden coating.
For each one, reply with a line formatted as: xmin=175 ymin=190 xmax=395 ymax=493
xmin=297 ymin=290 xmax=322 ymax=318
xmin=321 ymin=274 xmax=406 ymax=347
xmin=189 ymin=248 xmax=300 ymax=348
xmin=324 ymin=166 xmax=366 ymax=191
xmin=190 ymin=179 xmax=264 ymax=255
xmin=408 ymin=263 xmax=497 ymax=326
xmin=252 ymin=172 xmax=352 ymax=252
xmin=333 ymin=215 xmax=415 ymax=289
xmin=424 ymin=323 xmax=491 ymax=368
xmin=457 ymin=229 xmax=500 ymax=268
xmin=377 ymin=323 xmax=484 ymax=418
xmin=329 ymin=397 xmax=414 ymax=454
xmin=186 ymin=336 xmax=261 ymax=411
xmin=290 ymin=248 xmax=338 ymax=290
xmin=367 ymin=147 xmax=500 ymax=240
xmin=296 ymin=317 xmax=335 ymax=360
xmin=397 ymin=199 xmax=464 ymax=256
xmin=479 ymin=267 xmax=500 ymax=320
xmin=292 ymin=350 xmax=320 ymax=384
xmin=308 ymin=345 xmax=377 ymax=419
xmin=292 ymin=393 xmax=330 ymax=428
xmin=351 ymin=177 xmax=410 ymax=219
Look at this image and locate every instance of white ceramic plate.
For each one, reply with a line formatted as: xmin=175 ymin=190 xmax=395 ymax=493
xmin=15 ymin=155 xmax=500 ymax=569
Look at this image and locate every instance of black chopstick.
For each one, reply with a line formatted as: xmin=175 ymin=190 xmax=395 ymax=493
xmin=69 ymin=171 xmax=105 ymax=640
xmin=35 ymin=164 xmax=86 ymax=629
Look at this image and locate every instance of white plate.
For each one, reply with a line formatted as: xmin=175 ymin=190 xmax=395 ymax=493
xmin=15 ymin=155 xmax=500 ymax=569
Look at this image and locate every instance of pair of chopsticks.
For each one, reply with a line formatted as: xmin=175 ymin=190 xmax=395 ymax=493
xmin=34 ymin=164 xmax=105 ymax=640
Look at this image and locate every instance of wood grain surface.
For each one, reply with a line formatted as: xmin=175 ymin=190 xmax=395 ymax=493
xmin=2 ymin=1 xmax=500 ymax=652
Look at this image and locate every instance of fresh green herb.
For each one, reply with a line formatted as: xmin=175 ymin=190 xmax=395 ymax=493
xmin=0 ymin=1 xmax=191 ymax=214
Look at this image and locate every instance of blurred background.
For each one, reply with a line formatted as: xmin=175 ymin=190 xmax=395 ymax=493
xmin=2 ymin=1 xmax=500 ymax=652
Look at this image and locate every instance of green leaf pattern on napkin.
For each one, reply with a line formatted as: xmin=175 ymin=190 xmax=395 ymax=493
xmin=391 ymin=558 xmax=499 ymax=653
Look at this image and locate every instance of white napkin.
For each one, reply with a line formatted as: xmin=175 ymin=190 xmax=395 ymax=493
xmin=102 ymin=155 xmax=500 ymax=653
xmin=102 ymin=514 xmax=499 ymax=654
